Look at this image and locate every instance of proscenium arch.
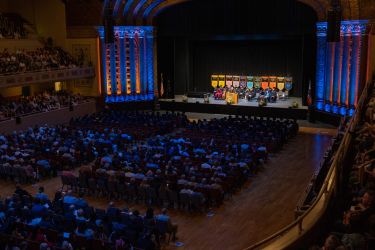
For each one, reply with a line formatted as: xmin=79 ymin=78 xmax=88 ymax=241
xmin=107 ymin=0 xmax=361 ymax=25
xmin=135 ymin=0 xmax=162 ymax=25
xmin=143 ymin=0 xmax=189 ymax=25
xmin=137 ymin=0 xmax=330 ymax=25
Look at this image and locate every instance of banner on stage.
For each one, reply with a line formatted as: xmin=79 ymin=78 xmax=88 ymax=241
xmin=211 ymin=74 xmax=292 ymax=91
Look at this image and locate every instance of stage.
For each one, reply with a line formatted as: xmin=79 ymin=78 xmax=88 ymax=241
xmin=159 ymin=95 xmax=308 ymax=119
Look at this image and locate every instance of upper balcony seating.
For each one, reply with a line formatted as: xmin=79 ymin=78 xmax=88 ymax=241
xmin=0 ymin=46 xmax=80 ymax=76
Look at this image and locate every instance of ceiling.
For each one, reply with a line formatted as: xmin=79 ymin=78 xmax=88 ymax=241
xmin=65 ymin=0 xmax=373 ymax=26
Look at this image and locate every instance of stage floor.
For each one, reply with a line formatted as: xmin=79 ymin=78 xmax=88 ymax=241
xmin=160 ymin=95 xmax=307 ymax=110
xmin=159 ymin=95 xmax=308 ymax=119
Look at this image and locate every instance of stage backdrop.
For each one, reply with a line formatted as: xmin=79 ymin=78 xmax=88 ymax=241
xmin=191 ymin=39 xmax=302 ymax=96
xmin=156 ymin=0 xmax=317 ymax=101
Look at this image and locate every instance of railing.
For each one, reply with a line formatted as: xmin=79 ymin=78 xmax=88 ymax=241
xmin=245 ymin=79 xmax=374 ymax=250
xmin=0 ymin=67 xmax=95 ymax=88
xmin=294 ymin=128 xmax=344 ymax=218
xmin=0 ymin=99 xmax=97 ymax=134
xmin=0 ymin=67 xmax=80 ymax=76
xmin=294 ymin=177 xmax=314 ymax=218
xmin=0 ymin=97 xmax=95 ymax=122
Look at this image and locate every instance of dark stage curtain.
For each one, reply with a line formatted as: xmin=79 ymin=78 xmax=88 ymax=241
xmin=190 ymin=39 xmax=303 ymax=96
xmin=156 ymin=0 xmax=318 ymax=100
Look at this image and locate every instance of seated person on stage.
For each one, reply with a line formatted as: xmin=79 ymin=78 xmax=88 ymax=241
xmin=279 ymin=89 xmax=287 ymax=100
xmin=270 ymin=89 xmax=277 ymax=103
xmin=214 ymin=88 xmax=224 ymax=99
xmin=258 ymin=89 xmax=267 ymax=103
xmin=246 ymin=88 xmax=256 ymax=101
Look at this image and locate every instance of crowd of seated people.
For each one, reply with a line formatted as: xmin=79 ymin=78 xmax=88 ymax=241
xmin=0 ymin=108 xmax=298 ymax=212
xmin=0 ymin=90 xmax=88 ymax=121
xmin=0 ymin=13 xmax=26 ymax=39
xmin=309 ymin=86 xmax=375 ymax=250
xmin=0 ymin=124 xmax=95 ymax=183
xmin=72 ymin=116 xmax=298 ymax=211
xmin=185 ymin=116 xmax=298 ymax=152
xmin=0 ymin=111 xmax=188 ymax=184
xmin=0 ymin=46 xmax=78 ymax=75
xmin=70 ymin=110 xmax=188 ymax=140
xmin=0 ymin=186 xmax=177 ymax=249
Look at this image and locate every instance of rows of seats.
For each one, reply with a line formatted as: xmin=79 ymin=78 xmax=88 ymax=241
xmin=0 ymin=125 xmax=86 ymax=183
xmin=70 ymin=110 xmax=188 ymax=141
xmin=0 ymin=90 xmax=88 ymax=121
xmin=70 ymin=115 xmax=298 ymax=212
xmin=184 ymin=116 xmax=298 ymax=153
xmin=0 ymin=111 xmax=188 ymax=184
xmin=0 ymin=109 xmax=300 ymax=249
xmin=0 ymin=46 xmax=78 ymax=75
xmin=0 ymin=187 xmax=177 ymax=249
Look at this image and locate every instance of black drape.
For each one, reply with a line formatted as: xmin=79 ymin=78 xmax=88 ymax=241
xmin=190 ymin=39 xmax=302 ymax=96
xmin=156 ymin=0 xmax=318 ymax=98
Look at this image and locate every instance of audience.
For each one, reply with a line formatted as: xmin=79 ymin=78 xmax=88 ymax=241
xmin=0 ymin=188 xmax=171 ymax=249
xmin=0 ymin=105 xmax=303 ymax=250
xmin=73 ymin=114 xmax=298 ymax=210
xmin=0 ymin=109 xmax=300 ymax=249
xmin=70 ymin=110 xmax=188 ymax=140
xmin=1 ymin=108 xmax=298 ymax=208
xmin=35 ymin=186 xmax=49 ymax=201
xmin=0 ymin=123 xmax=96 ymax=183
xmin=0 ymin=111 xmax=188 ymax=184
xmin=0 ymin=106 xmax=299 ymax=209
xmin=309 ymin=84 xmax=375 ymax=250
xmin=0 ymin=90 xmax=87 ymax=121
xmin=0 ymin=46 xmax=78 ymax=75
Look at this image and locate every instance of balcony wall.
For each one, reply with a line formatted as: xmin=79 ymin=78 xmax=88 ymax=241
xmin=0 ymin=99 xmax=96 ymax=134
xmin=0 ymin=67 xmax=95 ymax=89
xmin=0 ymin=39 xmax=42 ymax=52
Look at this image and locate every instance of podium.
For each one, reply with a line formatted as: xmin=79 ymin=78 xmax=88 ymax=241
xmin=225 ymin=92 xmax=238 ymax=104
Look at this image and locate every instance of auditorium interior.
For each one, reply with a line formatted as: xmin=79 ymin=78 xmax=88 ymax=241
xmin=0 ymin=0 xmax=374 ymax=249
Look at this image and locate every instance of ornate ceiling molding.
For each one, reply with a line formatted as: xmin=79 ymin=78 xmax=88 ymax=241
xmin=136 ymin=0 xmax=332 ymax=25
xmin=101 ymin=0 xmax=362 ymax=26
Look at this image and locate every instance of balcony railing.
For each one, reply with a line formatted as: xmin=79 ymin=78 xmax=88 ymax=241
xmin=0 ymin=99 xmax=97 ymax=134
xmin=245 ymin=79 xmax=374 ymax=250
xmin=0 ymin=67 xmax=95 ymax=88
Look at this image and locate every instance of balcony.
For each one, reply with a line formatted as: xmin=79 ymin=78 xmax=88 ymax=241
xmin=0 ymin=67 xmax=95 ymax=88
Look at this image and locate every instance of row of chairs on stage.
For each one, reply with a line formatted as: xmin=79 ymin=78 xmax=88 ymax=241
xmin=213 ymin=87 xmax=289 ymax=103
